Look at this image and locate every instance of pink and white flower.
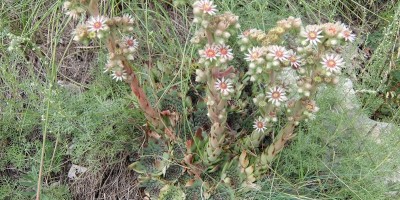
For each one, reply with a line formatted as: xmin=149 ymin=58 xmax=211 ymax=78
xmin=305 ymin=100 xmax=320 ymax=113
xmin=193 ymin=0 xmax=218 ymax=15
xmin=340 ymin=24 xmax=356 ymax=42
xmin=111 ymin=69 xmax=127 ymax=81
xmin=253 ymin=117 xmax=267 ymax=133
xmin=123 ymin=14 xmax=134 ymax=24
xmin=323 ymin=22 xmax=342 ymax=37
xmin=87 ymin=16 xmax=109 ymax=33
xmin=268 ymin=45 xmax=289 ymax=62
xmin=321 ymin=54 xmax=344 ymax=73
xmin=245 ymin=47 xmax=264 ymax=63
xmin=287 ymin=50 xmax=302 ymax=69
xmin=124 ymin=36 xmax=139 ymax=52
xmin=217 ymin=44 xmax=234 ymax=61
xmin=215 ymin=77 xmax=234 ymax=96
xmin=266 ymin=86 xmax=287 ymax=106
xmin=238 ymin=29 xmax=251 ymax=40
xmin=63 ymin=1 xmax=85 ymax=19
xmin=72 ymin=24 xmax=88 ymax=41
xmin=200 ymin=44 xmax=219 ymax=61
xmin=301 ymin=25 xmax=323 ymax=46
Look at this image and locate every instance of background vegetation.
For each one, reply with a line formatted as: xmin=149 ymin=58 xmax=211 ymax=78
xmin=0 ymin=0 xmax=399 ymax=199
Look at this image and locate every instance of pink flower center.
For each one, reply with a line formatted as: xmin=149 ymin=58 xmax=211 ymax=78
xmin=289 ymin=56 xmax=297 ymax=62
xmin=220 ymin=48 xmax=228 ymax=55
xmin=243 ymin=30 xmax=250 ymax=37
xmin=257 ymin=121 xmax=264 ymax=128
xmin=202 ymin=3 xmax=212 ymax=12
xmin=115 ymin=71 xmax=122 ymax=77
xmin=251 ymin=52 xmax=259 ymax=59
xmin=127 ymin=39 xmax=134 ymax=46
xmin=308 ymin=31 xmax=317 ymax=40
xmin=327 ymin=60 xmax=336 ymax=68
xmin=219 ymin=82 xmax=227 ymax=90
xmin=306 ymin=104 xmax=314 ymax=111
xmin=206 ymin=49 xmax=216 ymax=58
xmin=272 ymin=91 xmax=280 ymax=99
xmin=275 ymin=50 xmax=284 ymax=58
xmin=343 ymin=30 xmax=351 ymax=38
xmin=328 ymin=26 xmax=337 ymax=35
xmin=93 ymin=22 xmax=102 ymax=29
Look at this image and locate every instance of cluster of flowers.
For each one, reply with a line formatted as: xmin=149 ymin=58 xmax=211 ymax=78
xmin=64 ymin=1 xmax=140 ymax=82
xmin=62 ymin=0 xmax=356 ymax=197
xmin=192 ymin=1 xmax=240 ymax=97
xmin=190 ymin=2 xmax=357 ymax=188
xmin=237 ymin=20 xmax=356 ymax=136
xmin=6 ymin=33 xmax=38 ymax=52
xmin=239 ymin=17 xmax=355 ymax=136
xmin=62 ymin=1 xmax=86 ymax=20
xmin=196 ymin=43 xmax=235 ymax=96
xmin=233 ymin=21 xmax=356 ymax=184
xmin=191 ymin=0 xmax=241 ymax=165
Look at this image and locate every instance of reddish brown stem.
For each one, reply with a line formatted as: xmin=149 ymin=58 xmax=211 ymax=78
xmin=89 ymin=0 xmax=175 ymax=140
xmin=213 ymin=66 xmax=234 ymax=79
xmin=88 ymin=0 xmax=99 ymax=16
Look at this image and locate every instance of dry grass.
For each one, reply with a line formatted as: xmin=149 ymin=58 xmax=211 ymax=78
xmin=69 ymin=153 xmax=140 ymax=200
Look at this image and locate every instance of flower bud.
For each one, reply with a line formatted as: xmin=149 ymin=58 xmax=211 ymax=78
xmin=326 ymin=71 xmax=332 ymax=77
xmin=215 ymin=30 xmax=223 ymax=36
xmin=297 ymin=88 xmax=303 ymax=93
xmin=218 ymin=22 xmax=227 ymax=30
xmin=201 ymin=20 xmax=209 ymax=28
xmin=293 ymin=18 xmax=302 ymax=28
xmin=63 ymin=1 xmax=71 ymax=9
xmin=216 ymin=38 xmax=225 ymax=44
xmin=332 ymin=77 xmax=339 ymax=84
xmin=256 ymin=58 xmax=265 ymax=64
xmin=324 ymin=77 xmax=332 ymax=83
xmin=223 ymin=32 xmax=231 ymax=38
xmin=256 ymin=67 xmax=262 ymax=74
xmin=330 ymin=39 xmax=338 ymax=46
xmin=193 ymin=7 xmax=201 ymax=15
xmin=241 ymin=37 xmax=249 ymax=44
xmin=126 ymin=54 xmax=134 ymax=60
xmin=297 ymin=79 xmax=304 ymax=86
xmin=275 ymin=27 xmax=285 ymax=34
xmin=266 ymin=62 xmax=272 ymax=69
xmin=253 ymin=98 xmax=258 ymax=104
xmin=193 ymin=17 xmax=200 ymax=23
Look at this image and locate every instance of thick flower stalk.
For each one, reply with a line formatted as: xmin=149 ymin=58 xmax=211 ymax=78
xmin=239 ymin=19 xmax=300 ymax=149
xmin=191 ymin=0 xmax=240 ymax=166
xmin=63 ymin=0 xmax=176 ymax=140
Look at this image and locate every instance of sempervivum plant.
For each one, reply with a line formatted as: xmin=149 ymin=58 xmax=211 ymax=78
xmin=188 ymin=0 xmax=355 ymax=196
xmin=63 ymin=0 xmax=355 ymax=199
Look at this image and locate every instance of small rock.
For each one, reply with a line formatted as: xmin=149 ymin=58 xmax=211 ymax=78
xmin=68 ymin=164 xmax=88 ymax=180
